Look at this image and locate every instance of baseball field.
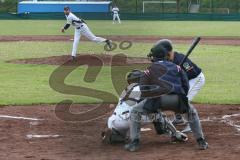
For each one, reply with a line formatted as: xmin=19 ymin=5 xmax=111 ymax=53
xmin=0 ymin=20 xmax=240 ymax=160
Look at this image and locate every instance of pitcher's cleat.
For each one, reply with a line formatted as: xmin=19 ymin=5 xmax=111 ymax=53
xmin=71 ymin=56 xmax=77 ymax=61
xmin=105 ymin=39 xmax=112 ymax=49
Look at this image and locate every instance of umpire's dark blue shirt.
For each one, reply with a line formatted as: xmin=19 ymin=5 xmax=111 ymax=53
xmin=173 ymin=52 xmax=202 ymax=80
xmin=141 ymin=60 xmax=189 ymax=96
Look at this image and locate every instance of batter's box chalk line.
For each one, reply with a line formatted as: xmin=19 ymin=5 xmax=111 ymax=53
xmin=200 ymin=113 xmax=240 ymax=132
xmin=222 ymin=113 xmax=240 ymax=132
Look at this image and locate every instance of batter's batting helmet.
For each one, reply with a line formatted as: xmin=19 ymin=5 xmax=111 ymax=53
xmin=147 ymin=40 xmax=169 ymax=62
xmin=156 ymin=39 xmax=173 ymax=52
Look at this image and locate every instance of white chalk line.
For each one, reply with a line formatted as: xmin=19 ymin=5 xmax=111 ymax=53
xmin=222 ymin=113 xmax=240 ymax=132
xmin=141 ymin=128 xmax=152 ymax=132
xmin=0 ymin=115 xmax=62 ymax=140
xmin=222 ymin=113 xmax=240 ymax=119
xmin=26 ymin=134 xmax=61 ymax=139
xmin=200 ymin=113 xmax=240 ymax=132
xmin=0 ymin=115 xmax=44 ymax=121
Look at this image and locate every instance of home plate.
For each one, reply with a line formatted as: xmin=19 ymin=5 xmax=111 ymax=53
xmin=141 ymin=128 xmax=152 ymax=132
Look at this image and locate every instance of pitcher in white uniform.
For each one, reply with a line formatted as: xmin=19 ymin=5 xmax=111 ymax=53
xmin=112 ymin=5 xmax=121 ymax=24
xmin=61 ymin=6 xmax=112 ymax=60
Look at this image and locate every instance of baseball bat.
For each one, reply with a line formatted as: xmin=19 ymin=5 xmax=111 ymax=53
xmin=179 ymin=37 xmax=201 ymax=66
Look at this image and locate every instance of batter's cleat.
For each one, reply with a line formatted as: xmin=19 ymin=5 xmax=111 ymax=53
xmin=172 ymin=114 xmax=185 ymax=125
xmin=197 ymin=138 xmax=209 ymax=150
xmin=124 ymin=139 xmax=140 ymax=152
xmin=105 ymin=39 xmax=112 ymax=49
xmin=181 ymin=124 xmax=192 ymax=133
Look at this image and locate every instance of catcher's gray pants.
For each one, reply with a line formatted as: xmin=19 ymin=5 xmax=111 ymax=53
xmin=129 ymin=95 xmax=204 ymax=141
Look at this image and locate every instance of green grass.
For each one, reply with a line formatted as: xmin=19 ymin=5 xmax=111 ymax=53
xmin=0 ymin=20 xmax=239 ymax=105
xmin=0 ymin=41 xmax=240 ymax=105
xmin=0 ymin=20 xmax=240 ymax=36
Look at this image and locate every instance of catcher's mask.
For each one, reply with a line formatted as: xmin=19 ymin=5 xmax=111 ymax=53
xmin=127 ymin=69 xmax=144 ymax=84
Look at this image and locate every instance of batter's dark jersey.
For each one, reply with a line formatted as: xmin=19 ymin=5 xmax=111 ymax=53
xmin=140 ymin=60 xmax=189 ymax=97
xmin=173 ymin=52 xmax=202 ymax=80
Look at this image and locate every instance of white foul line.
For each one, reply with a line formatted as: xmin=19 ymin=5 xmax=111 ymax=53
xmin=0 ymin=115 xmax=43 ymax=121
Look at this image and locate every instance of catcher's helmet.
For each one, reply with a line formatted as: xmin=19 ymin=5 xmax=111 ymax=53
xmin=127 ymin=69 xmax=144 ymax=84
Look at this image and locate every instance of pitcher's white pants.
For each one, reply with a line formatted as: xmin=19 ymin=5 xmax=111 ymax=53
xmin=113 ymin=13 xmax=121 ymax=24
xmin=72 ymin=23 xmax=106 ymax=57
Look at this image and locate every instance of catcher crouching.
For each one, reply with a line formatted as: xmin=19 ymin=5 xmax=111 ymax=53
xmin=101 ymin=70 xmax=188 ymax=145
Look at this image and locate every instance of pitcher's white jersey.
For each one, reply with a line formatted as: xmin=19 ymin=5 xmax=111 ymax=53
xmin=63 ymin=12 xmax=108 ymax=57
xmin=66 ymin=12 xmax=84 ymax=28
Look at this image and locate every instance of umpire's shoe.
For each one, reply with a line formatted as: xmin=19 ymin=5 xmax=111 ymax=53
xmin=197 ymin=138 xmax=208 ymax=150
xmin=124 ymin=139 xmax=140 ymax=152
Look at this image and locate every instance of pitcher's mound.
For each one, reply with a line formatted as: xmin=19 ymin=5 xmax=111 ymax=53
xmin=7 ymin=54 xmax=150 ymax=66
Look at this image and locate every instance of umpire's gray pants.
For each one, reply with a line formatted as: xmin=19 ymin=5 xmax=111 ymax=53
xmin=129 ymin=95 xmax=204 ymax=141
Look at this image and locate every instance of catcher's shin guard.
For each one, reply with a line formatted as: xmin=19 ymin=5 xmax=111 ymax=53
xmin=154 ymin=112 xmax=188 ymax=142
xmin=153 ymin=112 xmax=173 ymax=135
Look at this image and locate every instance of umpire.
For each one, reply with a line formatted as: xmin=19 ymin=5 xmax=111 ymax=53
xmin=157 ymin=39 xmax=206 ymax=133
xmin=125 ymin=41 xmax=208 ymax=152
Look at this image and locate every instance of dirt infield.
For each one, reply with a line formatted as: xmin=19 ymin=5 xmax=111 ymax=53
xmin=0 ymin=104 xmax=239 ymax=160
xmin=1 ymin=34 xmax=240 ymax=160
xmin=1 ymin=35 xmax=240 ymax=45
